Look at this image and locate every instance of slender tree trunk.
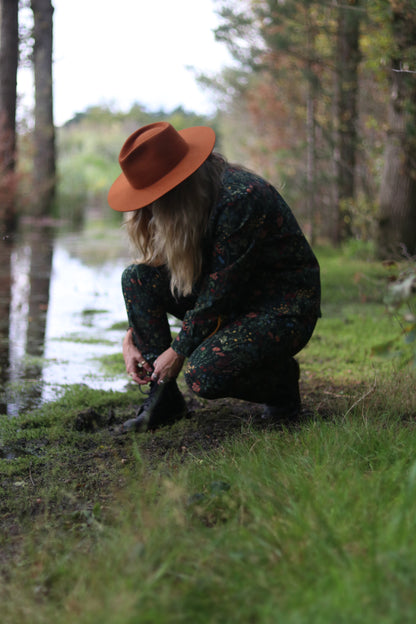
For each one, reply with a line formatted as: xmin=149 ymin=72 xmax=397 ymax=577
xmin=334 ymin=0 xmax=361 ymax=244
xmin=31 ymin=0 xmax=55 ymax=215
xmin=306 ymin=81 xmax=316 ymax=244
xmin=377 ymin=5 xmax=416 ymax=258
xmin=305 ymin=16 xmax=317 ymax=245
xmin=0 ymin=0 xmax=18 ymax=231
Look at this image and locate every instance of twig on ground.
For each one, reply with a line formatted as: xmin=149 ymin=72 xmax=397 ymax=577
xmin=342 ymin=378 xmax=377 ymax=420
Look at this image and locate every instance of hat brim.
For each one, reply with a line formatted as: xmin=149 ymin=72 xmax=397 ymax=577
xmin=107 ymin=126 xmax=216 ymax=212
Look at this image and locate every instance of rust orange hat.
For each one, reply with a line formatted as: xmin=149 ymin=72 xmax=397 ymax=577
xmin=108 ymin=121 xmax=216 ymax=212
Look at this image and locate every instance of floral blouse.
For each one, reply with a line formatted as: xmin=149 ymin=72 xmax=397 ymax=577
xmin=172 ymin=166 xmax=321 ymax=358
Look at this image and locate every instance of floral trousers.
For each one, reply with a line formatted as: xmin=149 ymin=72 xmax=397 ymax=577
xmin=122 ymin=263 xmax=317 ymax=405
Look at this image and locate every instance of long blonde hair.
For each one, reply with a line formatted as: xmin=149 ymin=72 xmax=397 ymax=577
xmin=126 ymin=152 xmax=225 ymax=297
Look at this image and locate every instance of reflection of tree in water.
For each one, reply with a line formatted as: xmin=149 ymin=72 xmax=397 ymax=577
xmin=26 ymin=226 xmax=54 ymax=359
xmin=2 ymin=225 xmax=55 ymax=414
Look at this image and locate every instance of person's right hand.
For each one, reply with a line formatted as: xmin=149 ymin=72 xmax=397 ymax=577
xmin=122 ymin=328 xmax=153 ymax=385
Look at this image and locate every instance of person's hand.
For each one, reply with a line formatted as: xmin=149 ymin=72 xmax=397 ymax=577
xmin=152 ymin=347 xmax=185 ymax=385
xmin=123 ymin=328 xmax=153 ymax=385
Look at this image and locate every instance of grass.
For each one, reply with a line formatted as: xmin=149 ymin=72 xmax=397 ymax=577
xmin=1 ymin=243 xmax=416 ymax=623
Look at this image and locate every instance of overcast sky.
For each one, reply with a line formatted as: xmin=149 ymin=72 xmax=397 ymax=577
xmin=18 ymin=0 xmax=232 ymax=126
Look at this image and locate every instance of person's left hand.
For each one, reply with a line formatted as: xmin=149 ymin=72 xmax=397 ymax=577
xmin=152 ymin=347 xmax=185 ymax=384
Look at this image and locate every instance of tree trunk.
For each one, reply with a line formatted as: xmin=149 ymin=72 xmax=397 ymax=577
xmin=306 ymin=76 xmax=316 ymax=245
xmin=334 ymin=0 xmax=361 ymax=244
xmin=377 ymin=5 xmax=416 ymax=258
xmin=0 ymin=0 xmax=18 ymax=231
xmin=31 ymin=0 xmax=55 ymax=215
xmin=304 ymin=14 xmax=319 ymax=245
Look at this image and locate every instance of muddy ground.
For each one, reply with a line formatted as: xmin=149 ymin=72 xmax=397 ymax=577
xmin=74 ymin=375 xmax=354 ymax=464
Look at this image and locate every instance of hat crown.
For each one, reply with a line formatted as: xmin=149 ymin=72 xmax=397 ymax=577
xmin=119 ymin=122 xmax=188 ymax=190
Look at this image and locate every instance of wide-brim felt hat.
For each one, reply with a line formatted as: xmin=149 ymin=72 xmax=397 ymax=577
xmin=108 ymin=121 xmax=216 ymax=212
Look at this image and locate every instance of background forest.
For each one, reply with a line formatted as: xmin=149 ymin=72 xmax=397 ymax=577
xmin=2 ymin=0 xmax=416 ymax=259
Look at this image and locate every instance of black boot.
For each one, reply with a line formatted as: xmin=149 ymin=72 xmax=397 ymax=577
xmin=120 ymin=380 xmax=187 ymax=433
xmin=263 ymin=358 xmax=301 ymax=420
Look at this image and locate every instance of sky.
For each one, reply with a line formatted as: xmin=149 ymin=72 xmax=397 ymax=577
xmin=18 ymin=0 xmax=232 ymax=126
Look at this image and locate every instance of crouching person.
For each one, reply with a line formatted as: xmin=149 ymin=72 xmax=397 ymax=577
xmin=107 ymin=122 xmax=321 ymax=432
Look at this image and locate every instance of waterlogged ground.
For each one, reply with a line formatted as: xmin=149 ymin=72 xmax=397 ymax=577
xmin=1 ymin=220 xmax=139 ymax=414
xmin=41 ymin=236 xmax=129 ymax=397
xmin=1 ymin=218 xmax=193 ymax=416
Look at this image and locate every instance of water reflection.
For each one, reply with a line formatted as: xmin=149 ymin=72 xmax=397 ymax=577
xmin=17 ymin=227 xmax=54 ymax=407
xmin=41 ymin=237 xmax=129 ymax=400
xmin=1 ymin=222 xmax=131 ymax=416
xmin=0 ymin=225 xmax=55 ymax=414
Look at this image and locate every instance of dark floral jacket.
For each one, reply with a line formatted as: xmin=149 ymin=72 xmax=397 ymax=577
xmin=173 ymin=166 xmax=321 ymax=358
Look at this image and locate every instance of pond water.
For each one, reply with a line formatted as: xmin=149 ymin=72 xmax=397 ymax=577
xmin=0 ymin=218 xmax=137 ymax=415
